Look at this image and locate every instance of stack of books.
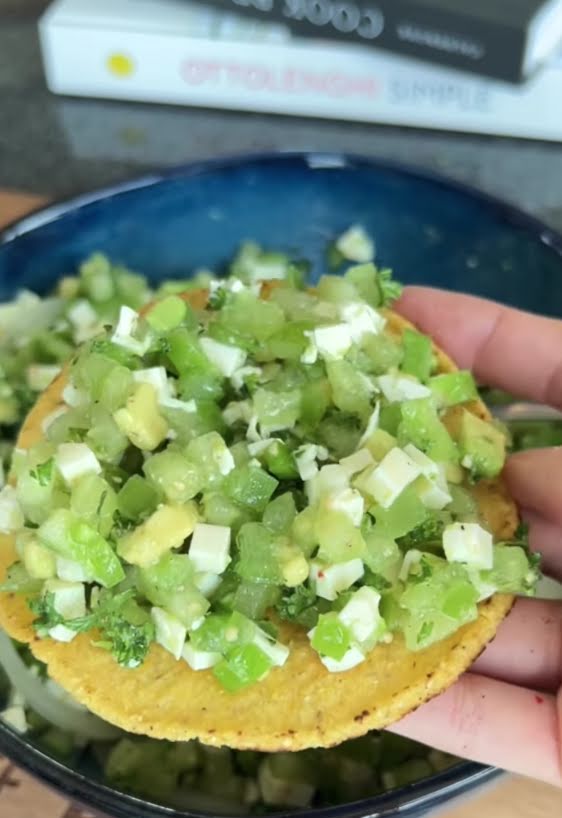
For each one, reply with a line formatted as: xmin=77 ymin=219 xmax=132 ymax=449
xmin=39 ymin=0 xmax=562 ymax=141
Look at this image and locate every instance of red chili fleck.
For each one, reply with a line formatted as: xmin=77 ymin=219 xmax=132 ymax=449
xmin=535 ymin=695 xmax=544 ymax=704
xmin=318 ymin=571 xmax=325 ymax=579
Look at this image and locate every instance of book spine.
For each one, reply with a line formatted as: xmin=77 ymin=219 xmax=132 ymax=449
xmin=200 ymin=0 xmax=527 ymax=82
xmin=39 ymin=17 xmax=562 ymax=143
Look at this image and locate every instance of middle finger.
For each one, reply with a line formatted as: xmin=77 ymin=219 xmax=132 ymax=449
xmin=472 ymin=597 xmax=562 ymax=692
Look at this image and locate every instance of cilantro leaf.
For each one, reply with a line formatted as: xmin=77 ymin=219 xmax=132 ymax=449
xmin=378 ymin=268 xmax=403 ymax=307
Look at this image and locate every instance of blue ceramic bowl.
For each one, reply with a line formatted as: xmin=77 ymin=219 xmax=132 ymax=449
xmin=1 ymin=152 xmax=561 ymax=818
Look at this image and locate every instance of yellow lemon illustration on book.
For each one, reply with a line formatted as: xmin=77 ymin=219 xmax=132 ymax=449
xmin=106 ymin=53 xmax=135 ymax=78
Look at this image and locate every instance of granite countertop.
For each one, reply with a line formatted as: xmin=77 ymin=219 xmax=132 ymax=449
xmin=2 ymin=3 xmax=562 ymax=231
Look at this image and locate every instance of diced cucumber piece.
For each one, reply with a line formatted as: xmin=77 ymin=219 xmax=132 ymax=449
xmin=232 ymin=582 xmax=281 ymax=619
xmin=263 ymin=441 xmax=299 ymax=480
xmin=398 ymin=398 xmax=458 ymax=463
xmin=263 ymin=493 xmax=297 ymax=534
xmin=185 ymin=432 xmax=234 ymax=488
xmin=145 ymin=295 xmax=188 ymax=332
xmin=371 ymin=486 xmax=429 ymax=539
xmin=291 ymin=507 xmax=318 ymax=557
xmin=143 ymin=451 xmax=202 ymax=503
xmin=482 ymin=544 xmax=538 ymax=595
xmin=317 ymin=275 xmax=358 ymax=304
xmin=400 ymin=558 xmax=478 ymax=650
xmin=448 ymin=485 xmax=479 ymax=522
xmin=300 ymin=378 xmax=331 ymax=428
xmin=430 ymin=372 xmax=478 ymax=408
xmin=401 ymin=330 xmax=433 ymax=383
xmin=318 ymin=413 xmax=362 ymax=459
xmin=362 ymin=333 xmax=403 ymax=374
xmin=70 ymin=473 xmax=116 ymax=537
xmin=223 ymin=465 xmax=278 ymax=513
xmin=344 ymin=263 xmax=380 ymax=306
xmin=253 ymin=388 xmax=301 ymax=433
xmin=258 ymin=321 xmax=311 ymax=362
xmin=379 ymin=403 xmax=402 ymax=436
xmin=23 ymin=539 xmax=56 ymax=579
xmin=38 ymin=509 xmax=125 ymax=588
xmin=117 ymin=475 xmax=159 ymax=522
xmin=87 ymin=405 xmax=129 ymax=463
xmin=202 ymin=492 xmax=251 ymax=530
xmin=363 ymin=535 xmax=402 ymax=587
xmin=236 ymin=523 xmax=283 ymax=584
xmin=310 ymin=612 xmax=352 ymax=661
xmin=326 ymin=360 xmax=372 ymax=418
xmin=315 ymin=511 xmax=366 ymax=563
xmin=213 ymin=643 xmax=273 ymax=692
xmin=167 ymin=328 xmax=214 ymax=376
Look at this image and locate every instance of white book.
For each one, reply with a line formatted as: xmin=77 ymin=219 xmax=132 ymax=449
xmin=40 ymin=0 xmax=562 ymax=142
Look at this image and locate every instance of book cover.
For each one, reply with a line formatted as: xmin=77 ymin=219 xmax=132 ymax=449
xmin=195 ymin=0 xmax=562 ymax=82
xmin=39 ymin=0 xmax=562 ymax=142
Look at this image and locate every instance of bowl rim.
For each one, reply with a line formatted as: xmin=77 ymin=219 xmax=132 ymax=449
xmin=0 ymin=148 xmax=557 ymax=817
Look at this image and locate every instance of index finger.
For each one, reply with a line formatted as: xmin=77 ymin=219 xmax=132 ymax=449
xmin=396 ymin=287 xmax=562 ymax=408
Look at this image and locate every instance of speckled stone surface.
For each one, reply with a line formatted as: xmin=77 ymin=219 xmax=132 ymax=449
xmin=1 ymin=8 xmax=562 ymax=231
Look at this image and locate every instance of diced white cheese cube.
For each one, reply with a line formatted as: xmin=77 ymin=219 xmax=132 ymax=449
xmin=55 ymin=443 xmax=101 ymax=485
xmin=56 ymin=557 xmax=94 ymax=583
xmin=193 ymin=571 xmax=222 ymax=597
xmin=67 ymin=299 xmax=103 ymax=343
xmin=200 ymin=337 xmax=246 ymax=377
xmin=133 ymin=367 xmax=174 ymax=401
xmin=320 ymin=645 xmax=366 ymax=673
xmin=402 ymin=444 xmax=439 ymax=478
xmin=62 ymin=383 xmax=85 ymax=407
xmin=338 ymin=587 xmax=382 ymax=643
xmin=111 ymin=305 xmax=152 ymax=355
xmin=311 ymin=324 xmax=353 ymax=360
xmin=462 ymin=454 xmax=474 ymax=470
xmin=222 ymin=400 xmax=252 ymax=426
xmin=399 ymin=549 xmax=423 ymax=582
xmin=295 ymin=444 xmax=329 ymax=481
xmin=443 ymin=523 xmax=494 ymax=571
xmin=151 ymin=607 xmax=187 ymax=660
xmin=44 ymin=578 xmax=86 ymax=619
xmin=26 ymin=364 xmax=61 ymax=392
xmin=377 ymin=373 xmax=431 ymax=402
xmin=418 ymin=475 xmax=452 ymax=511
xmin=40 ymin=406 xmax=68 ymax=434
xmin=253 ymin=630 xmax=290 ymax=667
xmin=339 ymin=448 xmax=375 ymax=477
xmin=309 ymin=559 xmax=364 ymax=601
xmin=181 ymin=642 xmax=221 ymax=671
xmin=340 ymin=302 xmax=386 ymax=343
xmin=335 ymin=225 xmax=375 ymax=263
xmin=358 ymin=401 xmax=381 ymax=447
xmin=0 ymin=486 xmax=24 ymax=533
xmin=48 ymin=624 xmax=78 ymax=643
xmin=189 ymin=523 xmax=231 ymax=574
xmin=231 ymin=365 xmax=262 ymax=392
xmin=326 ymin=488 xmax=365 ymax=527
xmin=364 ymin=448 xmax=422 ymax=508
xmin=300 ymin=334 xmax=318 ymax=365
xmin=306 ymin=464 xmax=350 ymax=506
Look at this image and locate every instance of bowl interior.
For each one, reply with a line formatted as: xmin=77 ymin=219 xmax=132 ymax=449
xmin=0 ymin=152 xmax=560 ymax=818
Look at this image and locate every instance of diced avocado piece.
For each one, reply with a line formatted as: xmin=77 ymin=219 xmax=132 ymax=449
xmin=458 ymin=411 xmax=506 ymax=479
xmin=23 ymin=539 xmax=56 ymax=579
xmin=113 ymin=382 xmax=168 ymax=451
xmin=398 ymin=398 xmax=458 ymax=463
xmin=117 ymin=502 xmax=198 ymax=566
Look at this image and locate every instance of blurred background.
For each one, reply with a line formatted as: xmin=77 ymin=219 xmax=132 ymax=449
xmin=2 ymin=0 xmax=562 ymax=231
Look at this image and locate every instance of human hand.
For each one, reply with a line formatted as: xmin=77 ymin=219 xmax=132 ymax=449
xmin=391 ymin=287 xmax=562 ymax=786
